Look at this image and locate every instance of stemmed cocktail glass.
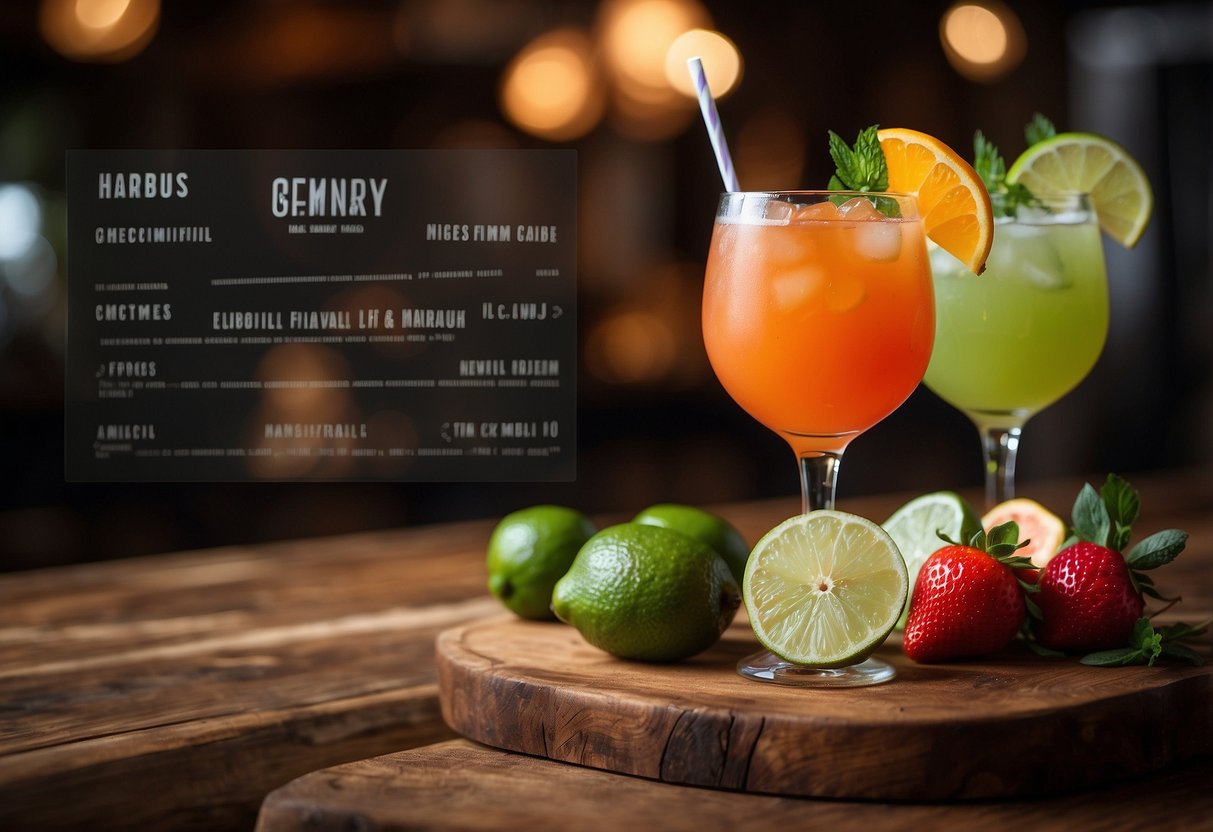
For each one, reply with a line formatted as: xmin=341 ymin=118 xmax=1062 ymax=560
xmin=923 ymin=193 xmax=1108 ymax=507
xmin=702 ymin=190 xmax=934 ymax=686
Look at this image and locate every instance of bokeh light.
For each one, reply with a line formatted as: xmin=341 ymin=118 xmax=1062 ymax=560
xmin=0 ymin=185 xmax=41 ymax=262
xmin=499 ymin=28 xmax=604 ymax=142
xmin=75 ymin=0 xmax=130 ymax=30
xmin=665 ymin=29 xmax=742 ymax=98
xmin=39 ymin=0 xmax=159 ymax=63
xmin=940 ymin=1 xmax=1026 ymax=82
xmin=600 ymin=0 xmax=710 ymax=93
xmin=586 ymin=309 xmax=677 ymax=385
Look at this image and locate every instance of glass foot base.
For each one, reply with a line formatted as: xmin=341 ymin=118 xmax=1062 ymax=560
xmin=737 ymin=650 xmax=896 ymax=688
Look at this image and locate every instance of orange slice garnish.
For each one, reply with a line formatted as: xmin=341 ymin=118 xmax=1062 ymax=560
xmin=878 ymin=127 xmax=994 ymax=275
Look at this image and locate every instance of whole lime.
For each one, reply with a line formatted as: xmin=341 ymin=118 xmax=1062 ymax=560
xmin=633 ymin=504 xmax=749 ymax=584
xmin=551 ymin=523 xmax=741 ymax=661
xmin=487 ymin=506 xmax=597 ymax=620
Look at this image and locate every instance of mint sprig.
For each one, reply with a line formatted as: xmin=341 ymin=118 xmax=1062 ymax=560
xmin=827 ymin=125 xmax=888 ymax=193
xmin=974 ymin=130 xmax=1036 ymax=218
xmin=1080 ymin=617 xmax=1208 ymax=667
xmin=1024 ymin=112 xmax=1057 ymax=147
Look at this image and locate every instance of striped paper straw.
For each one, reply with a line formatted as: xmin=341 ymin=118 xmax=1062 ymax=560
xmin=687 ymin=56 xmax=740 ymax=193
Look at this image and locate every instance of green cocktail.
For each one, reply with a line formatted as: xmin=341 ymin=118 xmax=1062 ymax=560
xmin=924 ymin=193 xmax=1109 ymax=505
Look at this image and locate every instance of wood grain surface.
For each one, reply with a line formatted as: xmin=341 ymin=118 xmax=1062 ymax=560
xmin=254 ymin=738 xmax=1213 ymax=832
xmin=438 ymin=614 xmax=1213 ymax=800
xmin=2 ymin=467 xmax=1209 ymax=829
xmin=0 ymin=522 xmax=499 ymax=831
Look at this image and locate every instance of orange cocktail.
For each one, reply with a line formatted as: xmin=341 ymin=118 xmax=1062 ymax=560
xmin=703 ymin=192 xmax=934 ymax=458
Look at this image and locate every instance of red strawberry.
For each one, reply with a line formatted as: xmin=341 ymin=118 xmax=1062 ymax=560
xmin=1029 ymin=475 xmax=1190 ymax=656
xmin=903 ymin=525 xmax=1031 ymax=662
xmin=1034 ymin=542 xmax=1144 ymax=652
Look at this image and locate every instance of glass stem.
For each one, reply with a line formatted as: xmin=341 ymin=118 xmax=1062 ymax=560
xmin=798 ymin=452 xmax=842 ymax=514
xmin=979 ymin=425 xmax=1022 ymax=508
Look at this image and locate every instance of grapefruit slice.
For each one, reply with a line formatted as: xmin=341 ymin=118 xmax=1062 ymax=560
xmin=982 ymin=498 xmax=1066 ymax=569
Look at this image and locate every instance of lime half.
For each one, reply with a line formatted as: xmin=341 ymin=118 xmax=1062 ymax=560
xmin=743 ymin=511 xmax=907 ymax=668
xmin=1006 ymin=132 xmax=1153 ymax=248
xmin=883 ymin=492 xmax=979 ymax=629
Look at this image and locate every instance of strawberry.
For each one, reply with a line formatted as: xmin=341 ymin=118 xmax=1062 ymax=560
xmin=1033 ymin=542 xmax=1142 ymax=651
xmin=1029 ymin=474 xmax=1189 ymax=655
xmin=903 ymin=522 xmax=1033 ymax=662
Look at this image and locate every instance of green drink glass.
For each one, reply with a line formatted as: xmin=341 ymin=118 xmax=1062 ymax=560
xmin=924 ymin=193 xmax=1108 ymax=506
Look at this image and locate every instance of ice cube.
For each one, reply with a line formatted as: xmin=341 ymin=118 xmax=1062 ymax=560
xmin=793 ymin=201 xmax=840 ymax=222
xmin=826 ymin=276 xmax=867 ymax=312
xmin=764 ymin=227 xmax=813 ymax=266
xmin=838 ymin=197 xmax=882 ymax=220
xmin=763 ymin=200 xmax=794 ymax=224
xmin=990 ymin=224 xmax=1069 ymax=289
xmin=772 ymin=267 xmax=824 ymax=309
xmin=850 ymin=221 xmax=903 ymax=262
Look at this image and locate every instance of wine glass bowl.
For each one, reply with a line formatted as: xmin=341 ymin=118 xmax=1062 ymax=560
xmin=702 ymin=190 xmax=935 ymax=687
xmin=922 ymin=192 xmax=1109 ymax=507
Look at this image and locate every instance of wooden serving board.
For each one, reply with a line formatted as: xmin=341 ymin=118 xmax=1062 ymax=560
xmin=437 ymin=615 xmax=1213 ymax=801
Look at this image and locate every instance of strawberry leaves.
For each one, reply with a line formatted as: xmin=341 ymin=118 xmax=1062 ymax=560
xmin=1070 ymin=474 xmax=1186 ymax=569
xmin=1126 ymin=529 xmax=1189 ymax=570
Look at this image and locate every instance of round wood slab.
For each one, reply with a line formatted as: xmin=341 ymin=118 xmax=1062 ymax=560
xmin=437 ymin=616 xmax=1213 ymax=801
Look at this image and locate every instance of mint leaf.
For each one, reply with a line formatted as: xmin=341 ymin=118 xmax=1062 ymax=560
xmin=1160 ymin=643 xmax=1205 ymax=666
xmin=1080 ymin=618 xmax=1206 ymax=667
xmin=827 ymin=126 xmax=888 ymax=193
xmin=1071 ymin=483 xmax=1111 ymax=546
xmin=1126 ymin=529 xmax=1188 ymax=569
xmin=1159 ymin=621 xmax=1210 ymax=642
xmin=1081 ymin=648 xmax=1147 ymax=667
xmin=1025 ymin=113 xmax=1057 ymax=147
xmin=828 ymin=131 xmax=857 ymax=187
xmin=971 ymin=130 xmax=1037 ymax=218
xmin=1158 ymin=621 xmax=1208 ymax=665
xmin=973 ymin=130 xmax=1005 ymax=193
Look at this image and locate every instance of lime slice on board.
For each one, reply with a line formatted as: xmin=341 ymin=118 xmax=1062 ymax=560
xmin=883 ymin=492 xmax=980 ymax=629
xmin=743 ymin=510 xmax=907 ymax=668
xmin=1006 ymin=132 xmax=1153 ymax=248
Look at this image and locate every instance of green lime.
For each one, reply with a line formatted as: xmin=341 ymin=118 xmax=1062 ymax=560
xmin=551 ymin=523 xmax=740 ymax=662
xmin=486 ymin=505 xmax=597 ymax=620
xmin=1006 ymin=132 xmax=1153 ymax=248
xmin=882 ymin=492 xmax=980 ymax=629
xmin=744 ymin=510 xmax=907 ymax=668
xmin=632 ymin=503 xmax=749 ymax=584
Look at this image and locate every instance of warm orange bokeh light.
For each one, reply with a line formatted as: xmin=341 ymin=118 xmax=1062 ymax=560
xmin=500 ymin=28 xmax=604 ymax=141
xmin=940 ymin=1 xmax=1026 ymax=82
xmin=75 ymin=0 xmax=130 ymax=30
xmin=665 ymin=29 xmax=742 ymax=98
xmin=40 ymin=0 xmax=159 ymax=62
xmin=600 ymin=0 xmax=710 ymax=93
xmin=586 ymin=310 xmax=677 ymax=385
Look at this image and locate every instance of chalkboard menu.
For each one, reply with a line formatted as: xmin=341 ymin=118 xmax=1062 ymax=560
xmin=66 ymin=150 xmax=576 ymax=481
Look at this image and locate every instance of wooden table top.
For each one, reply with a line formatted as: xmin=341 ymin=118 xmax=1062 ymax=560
xmin=2 ymin=466 xmax=1210 ymax=830
xmin=255 ymin=738 xmax=1213 ymax=832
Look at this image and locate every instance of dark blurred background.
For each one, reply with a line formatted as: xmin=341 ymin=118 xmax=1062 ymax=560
xmin=1 ymin=0 xmax=1209 ymax=569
